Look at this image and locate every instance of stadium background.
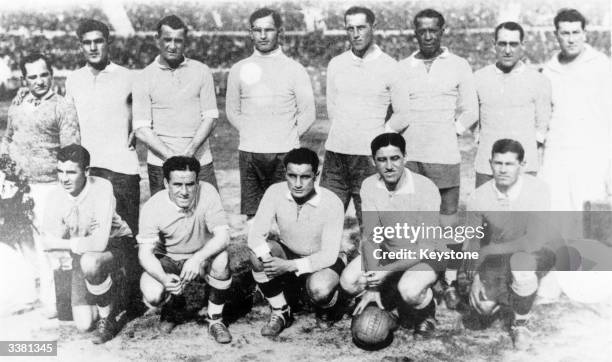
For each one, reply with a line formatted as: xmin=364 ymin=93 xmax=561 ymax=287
xmin=1 ymin=1 xmax=612 ymax=360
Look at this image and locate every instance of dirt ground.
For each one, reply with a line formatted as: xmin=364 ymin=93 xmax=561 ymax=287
xmin=1 ymin=100 xmax=612 ymax=361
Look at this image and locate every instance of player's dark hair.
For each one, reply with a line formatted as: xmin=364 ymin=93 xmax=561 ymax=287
xmin=494 ymin=21 xmax=525 ymax=42
xmin=344 ymin=6 xmax=376 ymax=25
xmin=249 ymin=8 xmax=283 ymax=28
xmin=156 ymin=15 xmax=189 ymax=37
xmin=58 ymin=144 xmax=90 ymax=170
xmin=491 ymin=139 xmax=525 ymax=162
xmin=554 ymin=8 xmax=586 ymax=30
xmin=162 ymin=156 xmax=200 ymax=181
xmin=19 ymin=52 xmax=53 ymax=77
xmin=413 ymin=8 xmax=445 ymax=29
xmin=76 ymin=19 xmax=110 ymax=41
xmin=283 ymin=147 xmax=319 ymax=172
xmin=371 ymin=133 xmax=406 ymax=157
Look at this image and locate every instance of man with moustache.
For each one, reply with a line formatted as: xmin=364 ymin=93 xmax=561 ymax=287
xmin=1 ymin=53 xmax=80 ymax=316
xmin=226 ymin=8 xmax=315 ymax=221
xmin=474 ymin=22 xmax=551 ymax=187
xmin=133 ymin=15 xmax=220 ymax=195
xmin=321 ymin=6 xmax=400 ymax=227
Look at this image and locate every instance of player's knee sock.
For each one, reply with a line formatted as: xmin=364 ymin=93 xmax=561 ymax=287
xmin=511 ymin=271 xmax=538 ymax=316
xmin=413 ymin=288 xmax=434 ymax=310
xmin=207 ymin=276 xmax=232 ymax=318
xmin=85 ymin=274 xmax=113 ymax=318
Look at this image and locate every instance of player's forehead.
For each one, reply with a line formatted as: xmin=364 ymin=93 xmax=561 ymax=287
xmin=557 ymin=21 xmax=583 ymax=32
xmin=57 ymin=160 xmax=83 ymax=173
xmin=286 ymin=163 xmax=314 ymax=175
xmin=492 ymin=152 xmax=520 ymax=163
xmin=496 ymin=28 xmax=521 ymax=42
xmin=252 ymin=15 xmax=276 ymax=29
xmin=345 ymin=13 xmax=370 ymax=27
xmin=24 ymin=59 xmax=50 ymax=76
xmin=81 ymin=30 xmax=106 ymax=42
xmin=159 ymin=25 xmax=186 ymax=39
xmin=168 ymin=169 xmax=197 ymax=183
xmin=375 ymin=145 xmax=403 ymax=158
xmin=415 ymin=17 xmax=441 ymax=30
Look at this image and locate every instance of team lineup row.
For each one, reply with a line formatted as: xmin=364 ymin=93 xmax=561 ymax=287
xmin=2 ymin=5 xmax=610 ymax=351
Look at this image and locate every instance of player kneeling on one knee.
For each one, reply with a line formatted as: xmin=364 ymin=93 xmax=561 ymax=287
xmin=464 ymin=138 xmax=557 ymax=350
xmin=248 ymin=147 xmax=346 ymax=337
xmin=41 ymin=144 xmax=133 ymax=344
xmin=137 ymin=156 xmax=233 ymax=344
xmin=340 ymin=132 xmax=444 ymax=349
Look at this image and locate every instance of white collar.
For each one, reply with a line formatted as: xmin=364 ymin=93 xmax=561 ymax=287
xmin=409 ymin=47 xmax=450 ymax=66
xmin=493 ymin=175 xmax=523 ymax=201
xmin=86 ymin=61 xmax=117 ymax=75
xmin=284 ymin=183 xmax=321 ymax=207
xmin=375 ymin=168 xmax=415 ymax=195
xmin=547 ymin=44 xmax=600 ymax=71
xmin=350 ymin=44 xmax=382 ymax=62
xmin=494 ymin=60 xmax=525 ymax=74
xmin=155 ymin=55 xmax=188 ymax=70
xmin=253 ymin=47 xmax=284 ymax=58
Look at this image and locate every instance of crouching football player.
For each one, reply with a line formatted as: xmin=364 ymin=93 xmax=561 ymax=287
xmin=248 ymin=148 xmax=346 ymax=337
xmin=340 ymin=133 xmax=445 ymax=339
xmin=464 ymin=139 xmax=557 ymax=349
xmin=137 ymin=156 xmax=233 ymax=344
xmin=41 ymin=144 xmax=133 ymax=344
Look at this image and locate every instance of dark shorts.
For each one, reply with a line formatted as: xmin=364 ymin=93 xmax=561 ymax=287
xmin=261 ymin=239 xmax=347 ymax=277
xmin=148 ymin=162 xmax=218 ymax=197
xmin=376 ymin=260 xmax=442 ymax=310
xmin=239 ymin=151 xmax=286 ymax=217
xmin=71 ymin=236 xmax=133 ymax=307
xmin=405 ymin=161 xmax=460 ymax=214
xmin=89 ymin=167 xmax=140 ymax=235
xmin=319 ymin=151 xmax=376 ymax=224
xmin=478 ymin=248 xmax=556 ymax=305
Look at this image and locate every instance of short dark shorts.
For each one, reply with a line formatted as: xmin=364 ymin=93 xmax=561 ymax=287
xmin=239 ymin=151 xmax=286 ymax=217
xmin=405 ymin=161 xmax=460 ymax=189
xmin=71 ymin=236 xmax=133 ymax=306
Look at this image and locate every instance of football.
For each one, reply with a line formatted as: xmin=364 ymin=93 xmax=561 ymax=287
xmin=351 ymin=305 xmax=398 ymax=350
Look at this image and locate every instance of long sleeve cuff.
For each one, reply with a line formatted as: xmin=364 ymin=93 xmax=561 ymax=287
xmin=70 ymin=237 xmax=81 ymax=254
xmin=251 ymin=242 xmax=272 ymax=259
xmin=133 ymin=119 xmax=152 ymax=130
xmin=294 ymin=257 xmax=313 ymax=276
xmin=201 ymin=109 xmax=219 ymax=119
xmin=536 ymin=131 xmax=546 ymax=144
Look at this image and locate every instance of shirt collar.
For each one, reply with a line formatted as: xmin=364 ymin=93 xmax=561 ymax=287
xmin=24 ymin=89 xmax=55 ymax=105
xmin=284 ymin=183 xmax=321 ymax=207
xmin=350 ymin=44 xmax=382 ymax=62
xmin=548 ymin=44 xmax=598 ymax=71
xmin=375 ymin=168 xmax=415 ymax=195
xmin=155 ymin=55 xmax=188 ymax=70
xmin=494 ymin=60 xmax=525 ymax=74
xmin=67 ymin=176 xmax=91 ymax=204
xmin=86 ymin=61 xmax=118 ymax=75
xmin=409 ymin=46 xmax=449 ymax=66
xmin=493 ymin=175 xmax=523 ymax=201
xmin=253 ymin=46 xmax=284 ymax=58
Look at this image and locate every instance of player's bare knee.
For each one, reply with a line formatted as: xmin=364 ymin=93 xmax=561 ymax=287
xmin=249 ymin=251 xmax=264 ymax=272
xmin=510 ymin=252 xmax=537 ymax=271
xmin=209 ymin=251 xmax=230 ymax=280
xmin=79 ymin=253 xmax=104 ymax=279
xmin=397 ymin=277 xmax=428 ymax=305
xmin=140 ymin=273 xmax=164 ymax=306
xmin=340 ymin=269 xmax=363 ymax=296
xmin=307 ymin=275 xmax=337 ymax=304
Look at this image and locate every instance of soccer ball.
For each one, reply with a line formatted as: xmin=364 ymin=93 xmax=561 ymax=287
xmin=351 ymin=305 xmax=397 ymax=350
